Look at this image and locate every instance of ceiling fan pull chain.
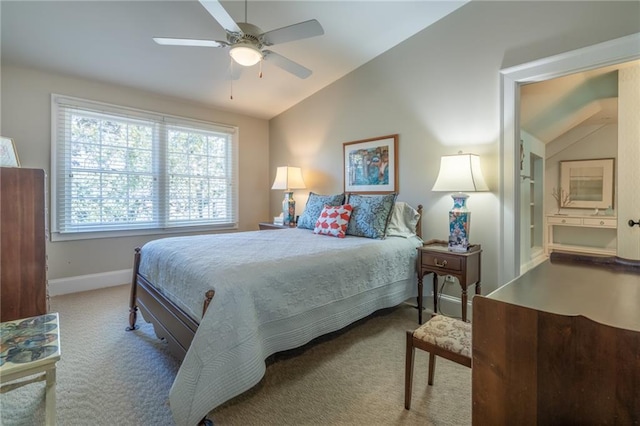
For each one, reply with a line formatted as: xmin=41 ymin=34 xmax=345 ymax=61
xmin=244 ymin=0 xmax=248 ymax=22
xmin=230 ymin=59 xmax=234 ymax=100
xmin=259 ymin=59 xmax=263 ymax=78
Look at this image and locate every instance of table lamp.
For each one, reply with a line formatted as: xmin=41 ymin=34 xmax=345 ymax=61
xmin=432 ymin=153 xmax=488 ymax=252
xmin=271 ymin=166 xmax=306 ymax=226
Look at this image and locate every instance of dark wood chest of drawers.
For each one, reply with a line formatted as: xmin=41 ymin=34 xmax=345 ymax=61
xmin=1 ymin=167 xmax=47 ymax=321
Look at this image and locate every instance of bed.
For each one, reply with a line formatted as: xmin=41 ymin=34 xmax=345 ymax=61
xmin=127 ymin=198 xmax=423 ymax=426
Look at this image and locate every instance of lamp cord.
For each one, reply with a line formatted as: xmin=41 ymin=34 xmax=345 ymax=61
xmin=436 ymin=277 xmax=463 ymax=321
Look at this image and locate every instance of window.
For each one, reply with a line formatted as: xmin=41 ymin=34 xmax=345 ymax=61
xmin=52 ymin=95 xmax=238 ymax=241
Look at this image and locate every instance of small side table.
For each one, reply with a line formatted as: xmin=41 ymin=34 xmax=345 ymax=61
xmin=417 ymin=242 xmax=482 ymax=323
xmin=258 ymin=222 xmax=295 ymax=230
xmin=0 ymin=313 xmax=61 ymax=426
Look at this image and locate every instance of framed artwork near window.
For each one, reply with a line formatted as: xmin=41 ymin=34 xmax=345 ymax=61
xmin=0 ymin=137 xmax=20 ymax=167
xmin=343 ymin=134 xmax=398 ymax=194
xmin=560 ymin=158 xmax=614 ymax=209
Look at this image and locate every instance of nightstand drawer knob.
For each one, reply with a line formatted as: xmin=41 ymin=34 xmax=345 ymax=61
xmin=434 ymin=259 xmax=448 ymax=268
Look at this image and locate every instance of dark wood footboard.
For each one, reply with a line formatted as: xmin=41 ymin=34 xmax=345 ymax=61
xmin=126 ymin=247 xmax=213 ymax=361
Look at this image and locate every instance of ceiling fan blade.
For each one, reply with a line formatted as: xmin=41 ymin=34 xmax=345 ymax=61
xmin=199 ymin=0 xmax=242 ymax=35
xmin=260 ymin=19 xmax=324 ymax=46
xmin=263 ymin=50 xmax=312 ymax=79
xmin=153 ymin=37 xmax=228 ymax=48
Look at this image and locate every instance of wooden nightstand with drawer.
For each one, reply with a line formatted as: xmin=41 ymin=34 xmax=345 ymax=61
xmin=416 ymin=241 xmax=482 ymax=324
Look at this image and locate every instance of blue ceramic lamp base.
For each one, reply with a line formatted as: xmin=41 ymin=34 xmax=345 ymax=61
xmin=448 ymin=193 xmax=471 ymax=252
xmin=282 ymin=191 xmax=296 ymax=226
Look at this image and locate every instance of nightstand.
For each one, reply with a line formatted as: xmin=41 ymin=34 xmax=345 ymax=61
xmin=417 ymin=241 xmax=482 ymax=323
xmin=258 ymin=222 xmax=295 ymax=230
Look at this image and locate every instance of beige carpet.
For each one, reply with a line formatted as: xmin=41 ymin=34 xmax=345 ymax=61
xmin=1 ymin=284 xmax=471 ymax=425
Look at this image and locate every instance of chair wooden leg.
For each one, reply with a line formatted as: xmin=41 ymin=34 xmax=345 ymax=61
xmin=428 ymin=352 xmax=436 ymax=385
xmin=405 ymin=331 xmax=415 ymax=410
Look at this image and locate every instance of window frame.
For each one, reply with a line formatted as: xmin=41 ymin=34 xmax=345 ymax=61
xmin=51 ymin=94 xmax=239 ymax=242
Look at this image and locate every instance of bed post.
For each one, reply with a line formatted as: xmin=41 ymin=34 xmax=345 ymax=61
xmin=417 ymin=205 xmax=423 ymax=240
xmin=126 ymin=247 xmax=141 ymax=331
xmin=203 ymin=290 xmax=216 ymax=318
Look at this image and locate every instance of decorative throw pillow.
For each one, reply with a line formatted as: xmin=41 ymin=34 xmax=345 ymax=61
xmin=297 ymin=192 xmax=345 ymax=230
xmin=313 ymin=204 xmax=353 ymax=238
xmin=386 ymin=202 xmax=421 ymax=238
xmin=346 ymin=193 xmax=397 ymax=239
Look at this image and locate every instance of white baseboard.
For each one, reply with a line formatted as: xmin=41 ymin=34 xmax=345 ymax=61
xmin=48 ymin=269 xmax=132 ymax=296
xmin=421 ymin=292 xmax=473 ymax=321
xmin=436 ymin=294 xmax=472 ymax=320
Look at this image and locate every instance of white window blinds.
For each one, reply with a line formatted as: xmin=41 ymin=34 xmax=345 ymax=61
xmin=51 ymin=95 xmax=238 ymax=240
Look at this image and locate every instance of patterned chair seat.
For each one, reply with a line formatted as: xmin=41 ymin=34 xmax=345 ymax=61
xmin=404 ymin=315 xmax=472 ymax=410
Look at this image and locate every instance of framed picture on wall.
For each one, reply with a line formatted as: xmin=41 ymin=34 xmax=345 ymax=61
xmin=343 ymin=134 xmax=398 ymax=194
xmin=560 ymin=158 xmax=614 ymax=209
xmin=0 ymin=137 xmax=20 ymax=167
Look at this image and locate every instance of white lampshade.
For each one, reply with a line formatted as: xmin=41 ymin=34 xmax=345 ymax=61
xmin=229 ymin=43 xmax=262 ymax=66
xmin=271 ymin=166 xmax=306 ymax=191
xmin=431 ymin=153 xmax=489 ymax=192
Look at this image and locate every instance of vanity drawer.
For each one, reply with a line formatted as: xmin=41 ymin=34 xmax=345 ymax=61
xmin=547 ymin=216 xmax=581 ymax=225
xmin=583 ymin=217 xmax=616 ymax=227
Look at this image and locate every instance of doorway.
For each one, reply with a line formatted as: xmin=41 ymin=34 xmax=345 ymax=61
xmin=498 ymin=33 xmax=640 ymax=286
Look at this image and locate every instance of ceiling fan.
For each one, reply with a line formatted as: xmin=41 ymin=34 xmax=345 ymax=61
xmin=153 ymin=0 xmax=324 ymax=79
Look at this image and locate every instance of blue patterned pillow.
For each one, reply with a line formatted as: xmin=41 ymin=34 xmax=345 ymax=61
xmin=346 ymin=193 xmax=398 ymax=239
xmin=297 ymin=192 xmax=346 ymax=230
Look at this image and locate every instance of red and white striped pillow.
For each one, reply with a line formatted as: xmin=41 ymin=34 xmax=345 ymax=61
xmin=313 ymin=204 xmax=353 ymax=238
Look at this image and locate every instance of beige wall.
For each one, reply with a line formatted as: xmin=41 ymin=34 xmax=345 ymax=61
xmin=269 ymin=1 xmax=640 ymax=294
xmin=1 ymin=65 xmax=270 ymax=280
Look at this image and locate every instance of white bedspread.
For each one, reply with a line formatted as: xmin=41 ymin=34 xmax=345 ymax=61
xmin=138 ymin=228 xmax=421 ymax=425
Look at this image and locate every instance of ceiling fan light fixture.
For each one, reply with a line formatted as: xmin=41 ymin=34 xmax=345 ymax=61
xmin=229 ymin=43 xmax=262 ymax=66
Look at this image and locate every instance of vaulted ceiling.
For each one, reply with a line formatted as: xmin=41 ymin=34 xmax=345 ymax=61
xmin=520 ymin=61 xmax=639 ymax=145
xmin=1 ymin=0 xmax=468 ymax=119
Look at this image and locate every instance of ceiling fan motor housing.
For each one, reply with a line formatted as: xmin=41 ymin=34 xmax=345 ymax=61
xmin=228 ymin=22 xmax=264 ymax=49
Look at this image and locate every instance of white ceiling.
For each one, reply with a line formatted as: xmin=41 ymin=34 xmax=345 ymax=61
xmin=1 ymin=0 xmax=468 ymax=119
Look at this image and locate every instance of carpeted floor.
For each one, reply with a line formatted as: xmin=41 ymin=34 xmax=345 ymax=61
xmin=1 ymin=284 xmax=471 ymax=425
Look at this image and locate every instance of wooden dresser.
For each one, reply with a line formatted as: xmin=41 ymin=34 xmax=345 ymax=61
xmin=472 ymin=254 xmax=640 ymax=424
xmin=1 ymin=167 xmax=47 ymax=321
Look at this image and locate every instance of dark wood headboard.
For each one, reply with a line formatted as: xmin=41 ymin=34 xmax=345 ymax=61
xmin=416 ymin=204 xmax=423 ymax=240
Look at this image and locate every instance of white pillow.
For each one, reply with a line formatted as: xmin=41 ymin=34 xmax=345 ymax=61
xmin=386 ymin=202 xmax=420 ymax=238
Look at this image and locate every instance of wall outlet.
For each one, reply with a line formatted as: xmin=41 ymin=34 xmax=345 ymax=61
xmin=445 ymin=275 xmax=456 ymax=283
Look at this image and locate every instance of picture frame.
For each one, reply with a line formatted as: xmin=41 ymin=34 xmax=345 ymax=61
xmin=343 ymin=134 xmax=398 ymax=194
xmin=560 ymin=158 xmax=614 ymax=209
xmin=0 ymin=137 xmax=20 ymax=167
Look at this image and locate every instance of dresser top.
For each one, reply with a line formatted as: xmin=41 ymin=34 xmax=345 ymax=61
xmin=487 ymin=261 xmax=639 ymax=332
